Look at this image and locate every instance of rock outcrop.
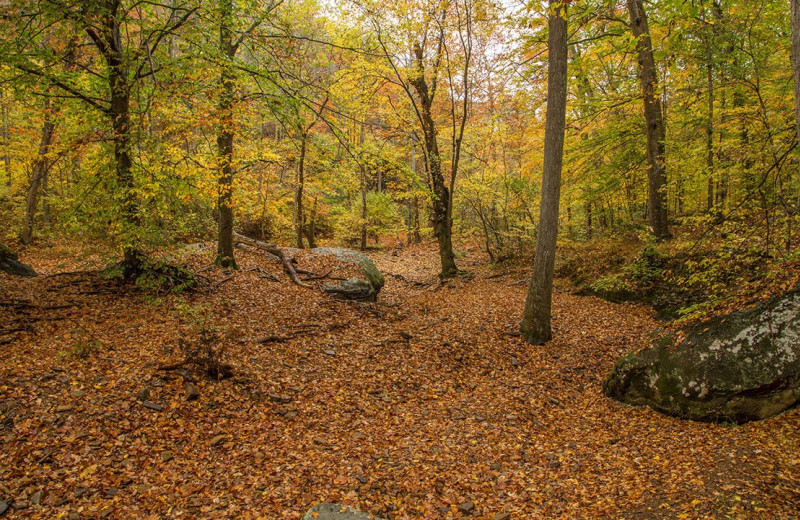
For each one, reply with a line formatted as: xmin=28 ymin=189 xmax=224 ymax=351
xmin=604 ymin=286 xmax=800 ymax=423
xmin=312 ymin=247 xmax=385 ymax=302
xmin=0 ymin=242 xmax=37 ymax=277
xmin=302 ymin=503 xmax=384 ymax=520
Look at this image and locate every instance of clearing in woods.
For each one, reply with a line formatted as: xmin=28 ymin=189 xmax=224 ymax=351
xmin=1 ymin=243 xmax=798 ymax=519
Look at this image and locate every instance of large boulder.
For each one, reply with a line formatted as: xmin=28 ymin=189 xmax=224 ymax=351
xmin=604 ymin=286 xmax=800 ymax=423
xmin=0 ymin=242 xmax=37 ymax=277
xmin=302 ymin=503 xmax=384 ymax=520
xmin=312 ymin=247 xmax=385 ymax=302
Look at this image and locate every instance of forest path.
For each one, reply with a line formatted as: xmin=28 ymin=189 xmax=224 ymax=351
xmin=0 ymin=242 xmax=798 ymax=519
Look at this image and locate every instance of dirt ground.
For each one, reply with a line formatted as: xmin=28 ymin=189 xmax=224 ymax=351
xmin=1 ymin=241 xmax=798 ymax=519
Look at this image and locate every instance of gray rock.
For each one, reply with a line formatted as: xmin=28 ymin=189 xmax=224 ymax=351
xmin=604 ymin=285 xmax=800 ymax=423
xmin=312 ymin=248 xmax=384 ymax=301
xmin=458 ymin=501 xmax=475 ymax=515
xmin=322 ymin=278 xmax=377 ymax=302
xmin=0 ymin=242 xmax=36 ymax=277
xmin=301 ymin=503 xmax=384 ymax=520
xmin=136 ymin=387 xmax=150 ymax=402
xmin=141 ymin=401 xmax=163 ymax=412
xmin=184 ymin=382 xmax=199 ymax=401
xmin=0 ymin=501 xmax=7 ymax=515
xmin=30 ymin=491 xmax=42 ymax=506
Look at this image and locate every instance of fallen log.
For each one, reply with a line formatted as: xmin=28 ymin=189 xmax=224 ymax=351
xmin=232 ymin=232 xmax=309 ymax=287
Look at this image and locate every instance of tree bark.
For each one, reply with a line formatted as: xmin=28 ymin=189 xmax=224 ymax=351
xmin=109 ymin=43 xmax=139 ymax=267
xmin=295 ymin=132 xmax=307 ymax=249
xmin=520 ymin=0 xmax=568 ymax=345
xmin=21 ymin=97 xmax=59 ymax=245
xmin=705 ymin=11 xmax=715 ymax=211
xmin=215 ymin=0 xmax=237 ymax=269
xmin=359 ymin=122 xmax=367 ymax=251
xmin=410 ymin=43 xmax=458 ymax=278
xmin=628 ymin=0 xmax=671 ymax=240
xmin=304 ymin=196 xmax=318 ymax=248
xmin=1 ymin=88 xmax=9 ymax=188
xmin=792 ymin=0 xmax=800 ymax=148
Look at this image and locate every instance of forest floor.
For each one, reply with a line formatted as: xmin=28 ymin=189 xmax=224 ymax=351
xmin=1 ymin=240 xmax=799 ymax=520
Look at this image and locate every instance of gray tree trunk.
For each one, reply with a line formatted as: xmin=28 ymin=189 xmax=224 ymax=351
xmin=295 ymin=133 xmax=307 ymax=249
xmin=520 ymin=0 xmax=569 ymax=345
xmin=628 ymin=0 xmax=671 ymax=240
xmin=21 ymin=97 xmax=59 ymax=244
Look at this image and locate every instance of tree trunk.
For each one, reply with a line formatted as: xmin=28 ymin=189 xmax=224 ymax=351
xmin=108 ymin=41 xmax=140 ymax=268
xmin=1 ymin=88 xmax=9 ymax=188
xmin=628 ymin=0 xmax=671 ymax=240
xmin=215 ymin=0 xmax=237 ymax=269
xmin=410 ymin=43 xmax=457 ymax=278
xmin=359 ymin=122 xmax=367 ymax=251
xmin=304 ymin=196 xmax=318 ymax=248
xmin=360 ymin=166 xmax=367 ymax=251
xmin=295 ymin=133 xmax=307 ymax=249
xmin=21 ymin=98 xmax=59 ymax=245
xmin=792 ymin=0 xmax=800 ymax=148
xmin=520 ymin=0 xmax=568 ymax=345
xmin=705 ymin=13 xmax=715 ymax=211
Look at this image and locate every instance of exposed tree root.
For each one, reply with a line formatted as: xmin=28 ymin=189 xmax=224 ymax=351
xmin=233 ymin=232 xmax=310 ymax=288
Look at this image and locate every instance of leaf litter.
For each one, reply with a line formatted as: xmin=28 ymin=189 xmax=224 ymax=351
xmin=0 ymin=242 xmax=798 ymax=519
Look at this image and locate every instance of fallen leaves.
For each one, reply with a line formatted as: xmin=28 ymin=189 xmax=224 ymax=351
xmin=0 ymin=241 xmax=798 ymax=519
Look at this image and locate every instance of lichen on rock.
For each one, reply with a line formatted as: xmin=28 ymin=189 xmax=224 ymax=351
xmin=604 ymin=285 xmax=800 ymax=423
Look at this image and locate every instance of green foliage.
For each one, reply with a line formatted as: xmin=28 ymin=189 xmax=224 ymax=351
xmin=103 ymin=256 xmax=201 ymax=294
xmin=627 ymin=240 xmax=666 ymax=288
xmin=334 ymin=191 xmax=400 ymax=245
xmin=66 ymin=340 xmax=100 ymax=360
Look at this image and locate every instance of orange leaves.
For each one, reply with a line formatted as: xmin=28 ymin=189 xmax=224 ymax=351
xmin=1 ymin=242 xmax=799 ymax=519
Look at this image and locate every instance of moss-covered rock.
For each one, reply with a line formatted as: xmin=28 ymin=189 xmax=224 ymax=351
xmin=604 ymin=285 xmax=800 ymax=423
xmin=312 ymin=247 xmax=384 ymax=301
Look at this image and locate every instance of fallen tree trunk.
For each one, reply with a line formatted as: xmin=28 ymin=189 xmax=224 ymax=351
xmin=232 ymin=232 xmax=309 ymax=287
xmin=0 ymin=242 xmax=37 ymax=277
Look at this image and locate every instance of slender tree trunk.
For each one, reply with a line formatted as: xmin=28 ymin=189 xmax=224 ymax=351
xmin=429 ymin=140 xmax=457 ymax=277
xmin=628 ymin=0 xmax=671 ymax=240
xmin=359 ymin=122 xmax=367 ymax=251
xmin=409 ymin=137 xmax=422 ymax=244
xmin=360 ymin=166 xmax=367 ymax=251
xmin=295 ymin=133 xmax=307 ymax=249
xmin=717 ymin=89 xmax=729 ymax=207
xmin=215 ymin=0 xmax=237 ymax=269
xmin=585 ymin=199 xmax=592 ymax=239
xmin=410 ymin=43 xmax=457 ymax=278
xmin=520 ymin=0 xmax=568 ymax=345
xmin=304 ymin=195 xmax=317 ymax=248
xmin=412 ymin=196 xmax=421 ymax=243
xmin=792 ymin=0 xmax=800 ymax=148
xmin=21 ymin=98 xmax=59 ymax=245
xmin=706 ymin=17 xmax=715 ymax=211
xmin=1 ymin=88 xmax=9 ymax=188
